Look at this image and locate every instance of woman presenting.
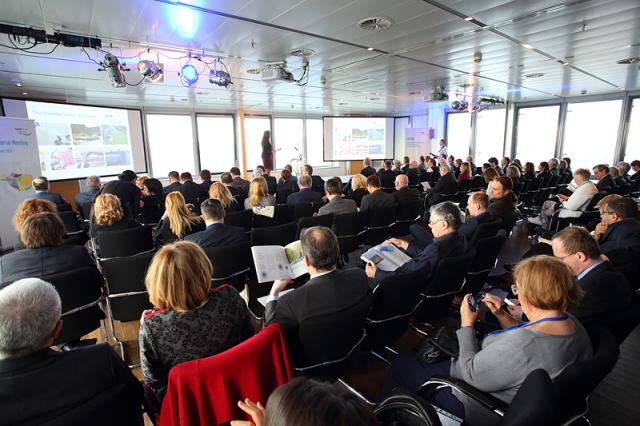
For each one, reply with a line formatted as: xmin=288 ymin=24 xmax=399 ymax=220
xmin=261 ymin=130 xmax=274 ymax=173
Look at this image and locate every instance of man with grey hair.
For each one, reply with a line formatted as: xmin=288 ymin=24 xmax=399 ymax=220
xmin=265 ymin=226 xmax=371 ymax=334
xmin=360 ymin=157 xmax=376 ymax=177
xmin=317 ymin=178 xmax=357 ymax=216
xmin=548 ymin=158 xmax=560 ymax=176
xmin=32 ymin=176 xmax=68 ymax=206
xmin=366 ymin=201 xmax=467 ymax=283
xmin=617 ymin=161 xmax=631 ymax=183
xmin=0 ymin=278 xmax=142 ymax=423
xmin=185 ymin=199 xmax=247 ymax=248
xmin=74 ymin=175 xmax=101 ymax=210
xmin=286 ymin=174 xmax=323 ymax=206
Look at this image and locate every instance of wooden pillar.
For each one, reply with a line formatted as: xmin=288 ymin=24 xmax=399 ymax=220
xmin=238 ymin=109 xmax=248 ymax=179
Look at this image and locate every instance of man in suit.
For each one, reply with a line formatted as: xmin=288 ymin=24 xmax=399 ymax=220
xmin=178 ymin=171 xmax=208 ymax=203
xmin=366 ymin=201 xmax=467 ymax=284
xmin=265 ymin=226 xmax=371 ymax=336
xmin=317 ymin=178 xmax=357 ymax=216
xmin=360 ymin=157 xmax=376 ymax=177
xmin=401 ymin=156 xmax=411 ymax=174
xmin=425 ymin=164 xmax=458 ymax=207
xmin=406 ymin=161 xmax=421 ymax=186
xmin=0 ymin=278 xmax=143 ymax=424
xmin=596 ymin=197 xmax=640 ymax=253
xmin=593 ymin=164 xmax=615 ymax=192
xmin=73 ymin=175 xmax=101 ymax=210
xmin=98 ymin=170 xmax=141 ymax=218
xmin=31 ymin=176 xmax=68 ymax=206
xmin=200 ymin=169 xmax=213 ymax=193
xmin=393 ymin=174 xmax=421 ymax=207
xmin=287 ymin=175 xmax=323 ymax=206
xmin=255 ymin=165 xmax=277 ymax=194
xmin=548 ymin=158 xmax=560 ymax=176
xmin=630 ymin=160 xmax=640 ymax=182
xmin=302 ymin=164 xmax=325 ymax=194
xmin=488 ymin=157 xmax=504 ymax=176
xmin=185 ymin=199 xmax=247 ymax=249
xmin=466 ymin=155 xmax=478 ymax=175
xmin=378 ymin=160 xmax=397 ymax=188
xmin=163 ymin=171 xmax=182 ymax=194
xmin=360 ymin=175 xmax=396 ymax=213
xmin=230 ymin=167 xmax=250 ymax=194
xmin=221 ymin=172 xmax=242 ymax=196
xmin=552 ymin=226 xmax=632 ymax=325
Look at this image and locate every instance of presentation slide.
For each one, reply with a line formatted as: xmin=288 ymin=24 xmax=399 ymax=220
xmin=2 ymin=99 xmax=146 ymax=181
xmin=323 ymin=117 xmax=395 ymax=161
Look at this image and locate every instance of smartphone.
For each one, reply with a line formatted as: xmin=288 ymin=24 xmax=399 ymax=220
xmin=468 ymin=294 xmax=479 ymax=312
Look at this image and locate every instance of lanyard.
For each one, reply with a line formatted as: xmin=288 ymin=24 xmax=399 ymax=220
xmin=487 ymin=314 xmax=569 ymax=336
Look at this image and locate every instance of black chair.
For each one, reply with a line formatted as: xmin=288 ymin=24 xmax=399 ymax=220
xmin=459 ymin=235 xmax=507 ymax=296
xmin=100 ymin=251 xmax=155 ymax=363
xmin=95 ymin=226 xmax=153 ymax=259
xmin=415 ymin=249 xmax=476 ymax=322
xmin=292 ymin=295 xmax=372 ymax=379
xmin=57 ymin=210 xmax=84 ymax=235
xmin=289 ymin=202 xmax=320 ymax=222
xmin=296 ymin=213 xmax=334 ymax=239
xmin=392 ymin=199 xmax=423 ymax=237
xmin=43 ymin=267 xmax=106 ymax=345
xmin=500 ymin=214 xmax=518 ymax=234
xmin=332 ymin=211 xmax=366 ymax=262
xmin=80 ymin=202 xmax=93 ymax=221
xmin=44 ymin=383 xmax=143 ymax=426
xmin=204 ymin=243 xmax=253 ymax=293
xmin=468 ymin=217 xmax=503 ymax=247
xmin=374 ymin=389 xmax=443 ymax=426
xmin=592 ymin=291 xmax=640 ymax=345
xmin=224 ymin=209 xmax=252 ymax=231
xmin=252 ymin=204 xmax=290 ymax=228
xmin=250 ymin=221 xmax=297 ymax=247
xmin=470 ymin=175 xmax=485 ymax=191
xmin=363 ymin=205 xmax=397 ymax=246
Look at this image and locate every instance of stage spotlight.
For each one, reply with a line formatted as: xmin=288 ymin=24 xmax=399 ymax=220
xmin=179 ymin=63 xmax=199 ymax=86
xmin=103 ymin=53 xmax=126 ymax=88
xmin=209 ymin=69 xmax=232 ymax=88
xmin=138 ymin=60 xmax=163 ymax=82
xmin=450 ymin=100 xmax=460 ymax=110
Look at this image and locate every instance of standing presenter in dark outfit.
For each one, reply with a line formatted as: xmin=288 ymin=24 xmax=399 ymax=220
xmin=261 ymin=130 xmax=274 ymax=173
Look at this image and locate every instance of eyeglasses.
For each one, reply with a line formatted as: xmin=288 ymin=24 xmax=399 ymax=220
xmin=511 ymin=284 xmax=518 ymax=295
xmin=601 ymin=211 xmax=613 ymax=216
xmin=428 ymin=219 xmax=443 ymax=228
xmin=556 ymin=252 xmax=575 ymax=261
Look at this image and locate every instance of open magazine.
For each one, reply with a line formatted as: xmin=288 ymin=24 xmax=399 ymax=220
xmin=251 ymin=240 xmax=307 ymax=283
xmin=360 ymin=241 xmax=412 ymax=272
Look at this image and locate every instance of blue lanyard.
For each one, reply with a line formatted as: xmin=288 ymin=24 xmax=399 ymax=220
xmin=487 ymin=314 xmax=569 ymax=336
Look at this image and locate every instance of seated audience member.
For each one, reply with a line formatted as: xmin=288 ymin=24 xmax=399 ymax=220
xmin=393 ymin=159 xmax=403 ymax=174
xmin=185 ymin=199 xmax=247 ymax=248
xmin=558 ymin=160 xmax=570 ymax=176
xmin=537 ymin=161 xmax=552 ymax=181
xmin=431 ymin=164 xmax=458 ymax=195
xmin=630 ymin=160 xmax=640 ymax=181
xmin=12 ymin=198 xmax=57 ymax=249
xmin=0 ymin=213 xmax=100 ymax=284
xmin=31 ymin=176 xmax=68 ymax=206
xmin=200 ymin=169 xmax=213 ymax=193
xmin=488 ymin=157 xmax=504 ymax=176
xmin=418 ymin=156 xmax=428 ymax=172
xmin=265 ymin=227 xmax=371 ymax=333
xmin=378 ymin=160 xmax=397 ymax=188
xmin=360 ymin=175 xmax=396 ymax=212
xmin=141 ymin=178 xmax=165 ymax=224
xmin=610 ymin=166 xmax=627 ymax=188
xmin=345 ymin=173 xmax=368 ymax=207
xmin=393 ymin=174 xmax=421 ymax=207
xmin=209 ymin=181 xmax=239 ymax=213
xmin=254 ymin=165 xmax=278 ymax=194
xmin=0 ymin=278 xmax=143 ymax=424
xmin=276 ymin=168 xmax=299 ymax=203
xmin=90 ymin=194 xmax=139 ymax=244
xmin=230 ymin=167 xmax=251 ymax=194
xmin=487 ymin=176 xmax=517 ymax=219
xmin=596 ymin=197 xmax=640 ymax=253
xmin=401 ymin=156 xmax=411 ymax=174
xmin=593 ymin=194 xmax=622 ymax=240
xmin=301 ymin=164 xmax=325 ymax=193
xmin=551 ymin=226 xmax=632 ymax=325
xmin=528 ymin=168 xmax=598 ymax=228
xmin=140 ymin=241 xmax=253 ymax=400
xmin=548 ymin=157 xmax=560 ymax=176
xmin=483 ymin=167 xmax=499 ymax=196
xmin=360 ymin=157 xmax=376 ymax=177
xmin=448 ymin=155 xmax=458 ymax=174
xmin=465 ymin=155 xmax=477 ymax=175
xmin=406 ymin=161 xmax=421 ymax=186
xmin=424 ymin=157 xmax=440 ymax=182
xmin=384 ymin=256 xmax=591 ymax=415
xmin=317 ymin=178 xmax=357 ymax=216
xmin=153 ymin=192 xmax=205 ymax=246
xmin=506 ymin=165 xmax=521 ymax=186
xmin=136 ymin=175 xmax=149 ymax=191
xmin=500 ymin=157 xmax=511 ymax=172
xmin=286 ymin=174 xmax=323 ymax=206
xmin=98 ymin=169 xmax=142 ymax=218
xmin=221 ymin=172 xmax=242 ymax=197
xmin=458 ymin=162 xmax=472 ymax=181
xmin=163 ymin=171 xmax=182 ymax=194
xmin=617 ymin=161 xmax=631 ymax=182
xmin=593 ymin=164 xmax=615 ymax=192
xmin=522 ymin=162 xmax=536 ymax=181
xmin=244 ymin=177 xmax=277 ymax=210
xmin=74 ymin=175 xmax=101 ymax=210
xmin=178 ymin=171 xmax=208 ymax=203
xmin=366 ymin=202 xmax=467 ymax=284
xmin=562 ymin=157 xmax=573 ymax=175
xmin=279 ymin=164 xmax=298 ymax=185
xmin=231 ymin=377 xmax=378 ymax=426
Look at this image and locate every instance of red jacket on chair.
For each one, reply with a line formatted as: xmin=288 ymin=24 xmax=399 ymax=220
xmin=157 ymin=324 xmax=292 ymax=426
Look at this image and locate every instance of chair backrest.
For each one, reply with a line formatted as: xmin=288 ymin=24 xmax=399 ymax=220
xmin=57 ymin=210 xmax=82 ymax=233
xmin=332 ymin=211 xmax=366 ymax=255
xmin=424 ymin=249 xmax=476 ymax=297
xmin=469 ymin=217 xmax=503 ymax=246
xmin=457 ymin=179 xmax=472 ymax=193
xmin=96 ymin=226 xmax=153 ymax=258
xmin=204 ymin=243 xmax=253 ymax=293
xmin=374 ymin=389 xmax=442 ymax=426
xmin=290 ymin=202 xmax=315 ymax=221
xmin=500 ymin=214 xmax=517 ymax=233
xmin=43 ymin=267 xmax=105 ymax=344
xmin=252 ymin=204 xmax=290 ymax=228
xmin=367 ymin=205 xmax=398 ymax=228
xmin=469 ymin=235 xmax=507 ymax=273
xmin=80 ymin=202 xmax=94 ymax=220
xmin=548 ymin=174 xmax=562 ymax=188
xmin=471 ymin=175 xmax=485 ymax=190
xmin=43 ymin=383 xmax=142 ymax=426
xmin=250 ymin=221 xmax=297 ymax=247
xmin=497 ymin=369 xmax=554 ymax=426
xmin=396 ymin=199 xmax=423 ymax=222
xmin=296 ymin=214 xmax=334 ymax=239
xmin=224 ymin=209 xmax=252 ymax=231
xmin=592 ymin=291 xmax=640 ymax=345
xmin=552 ymin=325 xmax=619 ymax=424
xmin=101 ymin=250 xmax=155 ymax=322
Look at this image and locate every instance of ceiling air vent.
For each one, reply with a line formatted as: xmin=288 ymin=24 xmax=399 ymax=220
xmin=617 ymin=57 xmax=640 ymax=64
xmin=357 ymin=16 xmax=394 ymax=31
xmin=524 ymin=72 xmax=545 ymax=78
xmin=245 ymin=68 xmax=262 ymax=75
xmin=289 ymin=48 xmax=315 ymax=57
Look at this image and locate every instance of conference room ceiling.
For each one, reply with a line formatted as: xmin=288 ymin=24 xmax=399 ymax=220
xmin=0 ymin=0 xmax=638 ymax=115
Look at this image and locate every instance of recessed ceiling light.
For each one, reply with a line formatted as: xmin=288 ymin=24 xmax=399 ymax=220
xmin=618 ymin=86 xmax=626 ymax=90
xmin=617 ymin=57 xmax=640 ymax=64
xmin=21 ymin=91 xmax=28 ymax=95
xmin=15 ymin=82 xmax=22 ymax=87
xmin=464 ymin=16 xmax=474 ymax=21
xmin=367 ymin=47 xmax=375 ymax=51
xmin=558 ymin=59 xmax=569 ymax=66
xmin=522 ymin=43 xmax=535 ymax=49
xmin=245 ymin=68 xmax=262 ymax=75
xmin=338 ymin=102 xmax=348 ymax=105
xmin=524 ymin=72 xmax=545 ymax=78
xmin=357 ymin=16 xmax=394 ymax=31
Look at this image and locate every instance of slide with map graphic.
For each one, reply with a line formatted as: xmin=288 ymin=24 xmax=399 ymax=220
xmin=323 ymin=117 xmax=395 ymax=161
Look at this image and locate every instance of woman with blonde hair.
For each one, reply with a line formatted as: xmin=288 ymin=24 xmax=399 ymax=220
xmin=139 ymin=241 xmax=253 ymax=400
xmin=244 ymin=176 xmax=276 ymax=210
xmin=346 ymin=173 xmax=368 ymax=207
xmin=136 ymin=175 xmax=149 ymax=190
xmin=91 ymin=193 xmax=139 ymax=239
xmin=153 ymin=191 xmax=204 ymax=246
xmin=209 ymin=182 xmax=238 ymax=212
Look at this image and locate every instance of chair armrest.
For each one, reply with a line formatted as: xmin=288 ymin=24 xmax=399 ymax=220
xmin=418 ymin=375 xmax=506 ymax=415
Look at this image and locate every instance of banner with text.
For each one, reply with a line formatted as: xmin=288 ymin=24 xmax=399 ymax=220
xmin=405 ymin=128 xmax=430 ymax=161
xmin=0 ymin=117 xmax=40 ymax=250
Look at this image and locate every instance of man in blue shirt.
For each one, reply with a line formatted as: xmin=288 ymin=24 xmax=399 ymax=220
xmin=74 ymin=175 xmax=101 ymax=210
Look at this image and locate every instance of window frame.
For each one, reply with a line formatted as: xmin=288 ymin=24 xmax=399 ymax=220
xmin=145 ymin=112 xmax=198 ymax=178
xmin=194 ymin=112 xmax=237 ymax=174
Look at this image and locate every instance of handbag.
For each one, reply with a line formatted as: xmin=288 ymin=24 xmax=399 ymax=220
xmin=416 ymin=324 xmax=460 ymax=364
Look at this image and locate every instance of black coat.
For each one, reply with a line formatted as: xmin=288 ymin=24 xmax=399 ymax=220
xmin=184 ymin=223 xmax=248 ymax=249
xmin=596 ymin=174 xmax=616 ymax=192
xmin=179 ymin=181 xmax=208 ymax=203
xmin=432 ymin=172 xmax=458 ymax=195
xmin=346 ymin=188 xmax=368 ymax=207
xmin=599 ymin=219 xmax=640 ymax=254
xmin=360 ymin=189 xmax=397 ymax=212
xmin=98 ymin=180 xmax=141 ymax=218
xmin=141 ymin=194 xmax=165 ymax=224
xmin=360 ymin=166 xmax=377 ymax=177
xmin=287 ymin=188 xmax=323 ymax=206
xmin=393 ymin=187 xmax=421 ymax=206
xmin=487 ymin=194 xmax=517 ymax=219
xmin=153 ymin=218 xmax=206 ymax=247
xmin=163 ymin=181 xmax=182 ymax=194
xmin=377 ymin=169 xmax=397 ymax=188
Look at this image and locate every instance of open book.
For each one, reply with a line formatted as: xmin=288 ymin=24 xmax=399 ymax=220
xmin=361 ymin=241 xmax=412 ymax=272
xmin=251 ymin=240 xmax=307 ymax=283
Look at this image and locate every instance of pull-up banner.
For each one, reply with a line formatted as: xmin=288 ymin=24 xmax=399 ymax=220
xmin=0 ymin=117 xmax=40 ymax=250
xmin=405 ymin=128 xmax=430 ymax=161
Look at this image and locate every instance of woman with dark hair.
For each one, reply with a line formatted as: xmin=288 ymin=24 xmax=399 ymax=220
xmin=537 ymin=161 xmax=551 ymax=178
xmin=231 ymin=377 xmax=379 ymax=426
xmin=141 ymin=178 xmax=165 ymax=224
xmin=261 ymin=130 xmax=274 ymax=173
xmin=523 ymin=162 xmax=536 ymax=181
xmin=487 ymin=176 xmax=518 ymax=218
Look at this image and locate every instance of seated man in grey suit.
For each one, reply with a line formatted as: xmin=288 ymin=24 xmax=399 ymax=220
xmin=31 ymin=176 xmax=68 ymax=206
xmin=360 ymin=175 xmax=396 ymax=212
xmin=74 ymin=175 xmax=101 ymax=210
xmin=317 ymin=178 xmax=357 ymax=216
xmin=185 ymin=199 xmax=247 ymax=249
xmin=265 ymin=226 xmax=371 ymax=335
xmin=287 ymin=174 xmax=323 ymax=206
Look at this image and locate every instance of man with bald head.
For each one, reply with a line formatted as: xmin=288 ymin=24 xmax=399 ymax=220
xmin=393 ymin=173 xmax=421 ymax=207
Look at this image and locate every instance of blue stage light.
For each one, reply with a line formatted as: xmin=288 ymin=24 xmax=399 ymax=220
xmin=180 ymin=64 xmax=199 ymax=86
